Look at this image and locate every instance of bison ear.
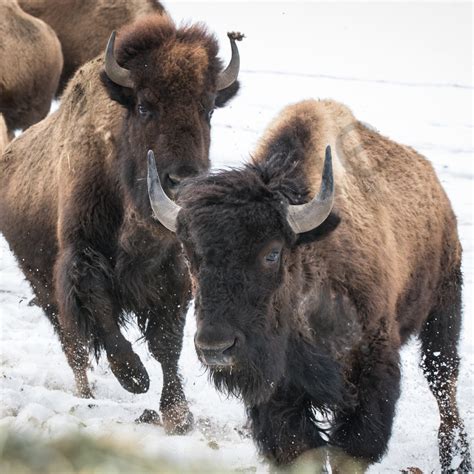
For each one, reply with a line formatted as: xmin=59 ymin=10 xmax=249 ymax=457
xmin=100 ymin=70 xmax=135 ymax=109
xmin=294 ymin=211 xmax=341 ymax=246
xmin=215 ymin=81 xmax=240 ymax=108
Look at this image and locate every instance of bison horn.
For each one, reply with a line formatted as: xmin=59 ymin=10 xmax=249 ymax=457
xmin=147 ymin=150 xmax=181 ymax=232
xmin=104 ymin=31 xmax=134 ymax=88
xmin=216 ymin=32 xmax=243 ymax=91
xmin=287 ymin=145 xmax=335 ymax=234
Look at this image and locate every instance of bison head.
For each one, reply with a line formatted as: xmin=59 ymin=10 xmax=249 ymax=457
xmin=147 ymin=146 xmax=339 ymax=405
xmin=101 ymin=15 xmax=241 ymax=213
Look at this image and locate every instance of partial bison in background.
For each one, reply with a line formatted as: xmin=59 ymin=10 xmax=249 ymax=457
xmin=19 ymin=0 xmax=165 ymax=93
xmin=0 ymin=14 xmax=241 ymax=434
xmin=148 ymin=100 xmax=471 ymax=470
xmin=0 ymin=114 xmax=8 ymax=155
xmin=0 ymin=0 xmax=62 ymax=134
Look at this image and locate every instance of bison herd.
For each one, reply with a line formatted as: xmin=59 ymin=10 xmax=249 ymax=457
xmin=0 ymin=1 xmax=471 ymax=472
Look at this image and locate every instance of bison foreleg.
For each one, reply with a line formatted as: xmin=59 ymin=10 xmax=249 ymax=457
xmin=57 ymin=323 xmax=94 ymax=399
xmin=142 ymin=308 xmax=193 ymax=435
xmin=248 ymin=384 xmax=327 ymax=465
xmin=330 ymin=340 xmax=401 ymax=465
xmin=55 ymin=246 xmax=149 ymax=395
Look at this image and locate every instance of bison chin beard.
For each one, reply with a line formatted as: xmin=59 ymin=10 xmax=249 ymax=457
xmin=208 ymin=329 xmax=346 ymax=414
xmin=208 ymin=331 xmax=289 ymax=407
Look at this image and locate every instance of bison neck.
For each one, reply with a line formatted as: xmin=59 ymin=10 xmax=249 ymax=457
xmin=281 ymin=263 xmax=364 ymax=370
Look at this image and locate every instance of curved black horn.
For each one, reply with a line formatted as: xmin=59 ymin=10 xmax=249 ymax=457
xmin=287 ymin=145 xmax=335 ymax=234
xmin=147 ymin=150 xmax=181 ymax=232
xmin=216 ymin=32 xmax=243 ymax=91
xmin=104 ymin=31 xmax=133 ymax=88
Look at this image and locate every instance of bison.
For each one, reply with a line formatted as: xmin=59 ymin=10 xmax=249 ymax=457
xmin=148 ymin=100 xmax=472 ymax=470
xmin=0 ymin=0 xmax=63 ymax=134
xmin=18 ymin=0 xmax=165 ymax=93
xmin=0 ymin=14 xmax=241 ymax=434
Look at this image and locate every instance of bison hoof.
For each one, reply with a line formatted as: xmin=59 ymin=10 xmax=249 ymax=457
xmin=108 ymin=352 xmax=150 ymax=394
xmin=78 ymin=386 xmax=95 ymax=399
xmin=440 ymin=424 xmax=472 ymax=473
xmin=162 ymin=403 xmax=194 ymax=435
xmin=136 ymin=409 xmax=162 ymax=425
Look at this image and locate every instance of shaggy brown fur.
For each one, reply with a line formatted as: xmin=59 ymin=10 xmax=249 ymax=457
xmin=0 ymin=0 xmax=63 ymax=133
xmin=19 ymin=0 xmax=165 ymax=93
xmin=0 ymin=114 xmax=8 ymax=156
xmin=0 ymin=14 xmax=239 ymax=435
xmin=174 ymin=99 xmax=471 ymax=470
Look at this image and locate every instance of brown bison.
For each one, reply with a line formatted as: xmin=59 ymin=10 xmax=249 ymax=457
xmin=148 ymin=100 xmax=471 ymax=469
xmin=19 ymin=0 xmax=165 ymax=93
xmin=0 ymin=14 xmax=241 ymax=434
xmin=0 ymin=0 xmax=63 ymax=134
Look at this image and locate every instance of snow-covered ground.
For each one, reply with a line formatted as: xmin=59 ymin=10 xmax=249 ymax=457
xmin=0 ymin=2 xmax=472 ymax=472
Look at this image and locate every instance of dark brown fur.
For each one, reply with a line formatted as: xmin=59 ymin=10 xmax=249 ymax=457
xmin=175 ymin=100 xmax=471 ymax=470
xmin=0 ymin=0 xmax=63 ymax=133
xmin=18 ymin=0 xmax=165 ymax=93
xmin=0 ymin=14 xmax=239 ymax=434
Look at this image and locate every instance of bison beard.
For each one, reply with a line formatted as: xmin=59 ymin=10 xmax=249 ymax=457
xmin=244 ymin=337 xmax=345 ymax=463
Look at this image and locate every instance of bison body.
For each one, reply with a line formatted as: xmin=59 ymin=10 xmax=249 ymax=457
xmin=0 ymin=0 xmax=63 ymax=133
xmin=149 ymin=100 xmax=471 ymax=469
xmin=0 ymin=14 xmax=240 ymax=434
xmin=18 ymin=0 xmax=165 ymax=93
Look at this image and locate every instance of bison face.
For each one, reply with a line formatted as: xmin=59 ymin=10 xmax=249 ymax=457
xmin=147 ymin=147 xmax=336 ymax=405
xmin=180 ymin=201 xmax=296 ymax=405
xmin=101 ymin=16 xmax=241 ymax=212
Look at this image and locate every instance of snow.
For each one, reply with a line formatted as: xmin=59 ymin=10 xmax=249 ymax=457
xmin=0 ymin=1 xmax=472 ymax=472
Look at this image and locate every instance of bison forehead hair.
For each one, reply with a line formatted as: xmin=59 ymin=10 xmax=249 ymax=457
xmin=177 ymin=155 xmax=308 ymax=252
xmin=179 ymin=151 xmax=314 ymax=211
xmin=115 ymin=15 xmax=220 ymax=99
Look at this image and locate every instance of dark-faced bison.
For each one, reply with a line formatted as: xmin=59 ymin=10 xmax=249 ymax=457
xmin=18 ymin=0 xmax=165 ymax=93
xmin=148 ymin=100 xmax=471 ymax=470
xmin=0 ymin=0 xmax=63 ymax=134
xmin=0 ymin=14 xmax=241 ymax=434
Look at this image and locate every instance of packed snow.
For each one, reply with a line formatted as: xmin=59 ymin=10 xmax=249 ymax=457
xmin=0 ymin=2 xmax=472 ymax=472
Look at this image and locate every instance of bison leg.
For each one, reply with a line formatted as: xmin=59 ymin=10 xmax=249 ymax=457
xmin=141 ymin=308 xmax=193 ymax=435
xmin=55 ymin=246 xmax=149 ymax=395
xmin=419 ymin=269 xmax=471 ymax=473
xmin=330 ymin=338 xmax=401 ymax=465
xmin=20 ymin=269 xmax=94 ymax=399
xmin=248 ymin=385 xmax=326 ymax=465
xmin=57 ymin=323 xmax=94 ymax=399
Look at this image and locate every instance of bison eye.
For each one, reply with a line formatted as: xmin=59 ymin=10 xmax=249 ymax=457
xmin=137 ymin=103 xmax=151 ymax=118
xmin=265 ymin=249 xmax=281 ymax=264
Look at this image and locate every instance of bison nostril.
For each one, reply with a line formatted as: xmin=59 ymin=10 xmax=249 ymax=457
xmin=195 ymin=337 xmax=237 ymax=366
xmin=222 ymin=338 xmax=237 ymax=355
